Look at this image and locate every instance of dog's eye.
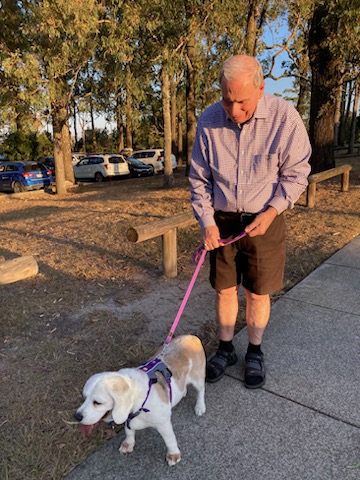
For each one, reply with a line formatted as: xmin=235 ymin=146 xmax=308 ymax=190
xmin=93 ymin=400 xmax=102 ymax=406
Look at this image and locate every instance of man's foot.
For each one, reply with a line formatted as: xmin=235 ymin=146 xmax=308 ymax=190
xmin=244 ymin=352 xmax=265 ymax=389
xmin=206 ymin=349 xmax=238 ymax=383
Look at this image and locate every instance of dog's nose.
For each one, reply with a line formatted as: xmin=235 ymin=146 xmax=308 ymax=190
xmin=74 ymin=411 xmax=83 ymax=422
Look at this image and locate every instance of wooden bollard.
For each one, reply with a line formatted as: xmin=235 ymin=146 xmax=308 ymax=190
xmin=126 ymin=213 xmax=197 ymax=277
xmin=0 ymin=256 xmax=39 ymax=284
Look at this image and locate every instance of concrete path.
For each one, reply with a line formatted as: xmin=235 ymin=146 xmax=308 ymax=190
xmin=65 ymin=235 xmax=360 ymax=480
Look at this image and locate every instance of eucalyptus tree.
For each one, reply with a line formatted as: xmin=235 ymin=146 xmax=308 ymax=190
xmin=1 ymin=0 xmax=105 ymax=193
xmin=0 ymin=0 xmax=45 ymax=131
xmin=308 ymin=0 xmax=360 ymax=173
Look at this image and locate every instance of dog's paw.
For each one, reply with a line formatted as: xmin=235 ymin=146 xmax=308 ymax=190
xmin=119 ymin=440 xmax=135 ymax=454
xmin=194 ymin=402 xmax=206 ymax=416
xmin=166 ymin=452 xmax=181 ymax=466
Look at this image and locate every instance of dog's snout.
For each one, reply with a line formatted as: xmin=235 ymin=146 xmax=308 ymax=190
xmin=74 ymin=411 xmax=83 ymax=422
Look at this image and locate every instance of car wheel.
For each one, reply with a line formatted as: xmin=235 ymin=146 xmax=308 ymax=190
xmin=94 ymin=172 xmax=104 ymax=182
xmin=13 ymin=181 xmax=25 ymax=193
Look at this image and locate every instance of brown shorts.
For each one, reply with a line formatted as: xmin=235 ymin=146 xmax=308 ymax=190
xmin=209 ymin=211 xmax=286 ymax=295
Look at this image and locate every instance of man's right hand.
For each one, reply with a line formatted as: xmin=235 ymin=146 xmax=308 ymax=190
xmin=202 ymin=225 xmax=221 ymax=250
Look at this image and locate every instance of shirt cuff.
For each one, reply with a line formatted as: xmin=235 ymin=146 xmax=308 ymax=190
xmin=196 ymin=213 xmax=217 ymax=230
xmin=268 ymin=197 xmax=289 ymax=215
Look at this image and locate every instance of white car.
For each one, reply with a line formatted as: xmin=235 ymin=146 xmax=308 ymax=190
xmin=73 ymin=154 xmax=130 ymax=182
xmin=72 ymin=153 xmax=86 ymax=165
xmin=131 ymin=149 xmax=177 ymax=173
xmin=131 ymin=149 xmax=164 ymax=173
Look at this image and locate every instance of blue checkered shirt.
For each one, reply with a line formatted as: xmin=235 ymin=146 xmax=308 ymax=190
xmin=189 ymin=94 xmax=311 ymax=229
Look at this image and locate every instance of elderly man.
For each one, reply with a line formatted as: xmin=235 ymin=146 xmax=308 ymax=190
xmin=189 ymin=54 xmax=311 ymax=388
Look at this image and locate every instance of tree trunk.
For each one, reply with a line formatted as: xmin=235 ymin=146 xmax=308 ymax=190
xmin=170 ymin=74 xmax=178 ymax=159
xmin=89 ymin=96 xmax=97 ymax=152
xmin=296 ymin=77 xmax=309 ymax=122
xmin=52 ymin=105 xmax=68 ymax=195
xmin=185 ymin=33 xmax=196 ymax=175
xmin=348 ymin=80 xmax=359 ymax=154
xmin=338 ymin=81 xmax=348 ymax=146
xmin=125 ymin=63 xmax=133 ymax=149
xmin=177 ymin=113 xmax=183 ymax=167
xmin=62 ymin=121 xmax=75 ymax=184
xmin=116 ymin=97 xmax=124 ymax=152
xmin=245 ymin=0 xmax=258 ymax=55
xmin=308 ymin=4 xmax=341 ymax=173
xmin=334 ymin=83 xmax=342 ymax=148
xmin=72 ymin=100 xmax=79 ymax=148
xmin=161 ymin=63 xmax=174 ymax=188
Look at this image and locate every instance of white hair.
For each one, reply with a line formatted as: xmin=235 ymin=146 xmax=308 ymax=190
xmin=219 ymin=55 xmax=264 ymax=88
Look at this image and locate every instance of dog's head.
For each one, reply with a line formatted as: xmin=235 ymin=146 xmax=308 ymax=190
xmin=75 ymin=372 xmax=134 ymax=435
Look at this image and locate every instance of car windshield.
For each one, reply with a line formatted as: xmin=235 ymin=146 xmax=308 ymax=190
xmin=109 ymin=156 xmax=125 ymax=164
xmin=128 ymin=158 xmax=144 ymax=166
xmin=24 ymin=163 xmax=42 ymax=172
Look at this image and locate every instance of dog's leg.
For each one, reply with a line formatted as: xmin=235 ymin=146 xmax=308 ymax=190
xmin=191 ymin=378 xmax=206 ymax=416
xmin=156 ymin=421 xmax=181 ymax=466
xmin=119 ymin=426 xmax=136 ymax=454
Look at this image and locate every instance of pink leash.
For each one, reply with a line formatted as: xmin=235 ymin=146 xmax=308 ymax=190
xmin=162 ymin=231 xmax=247 ymax=350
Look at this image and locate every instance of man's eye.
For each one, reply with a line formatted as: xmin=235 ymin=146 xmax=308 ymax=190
xmin=93 ymin=400 xmax=101 ymax=406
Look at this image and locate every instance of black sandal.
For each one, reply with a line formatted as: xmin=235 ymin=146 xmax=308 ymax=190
xmin=244 ymin=352 xmax=266 ymax=389
xmin=206 ymin=349 xmax=238 ymax=383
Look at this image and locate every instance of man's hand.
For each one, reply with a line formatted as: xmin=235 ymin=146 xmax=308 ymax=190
xmin=245 ymin=207 xmax=278 ymax=237
xmin=202 ymin=225 xmax=221 ymax=250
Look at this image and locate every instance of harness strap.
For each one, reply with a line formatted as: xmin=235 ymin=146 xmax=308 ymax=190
xmin=125 ymin=357 xmax=172 ymax=429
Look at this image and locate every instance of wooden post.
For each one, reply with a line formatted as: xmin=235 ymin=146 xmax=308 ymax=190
xmin=126 ymin=212 xmax=198 ymax=278
xmin=341 ymin=170 xmax=350 ymax=192
xmin=306 ymin=164 xmax=352 ymax=208
xmin=163 ymin=229 xmax=177 ymax=277
xmin=306 ymin=183 xmax=317 ymax=208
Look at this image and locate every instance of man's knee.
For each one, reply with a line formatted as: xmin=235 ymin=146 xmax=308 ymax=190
xmin=217 ymin=285 xmax=239 ymax=298
xmin=243 ymin=288 xmax=269 ymax=303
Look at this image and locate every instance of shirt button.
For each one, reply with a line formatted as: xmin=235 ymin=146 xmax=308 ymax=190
xmin=240 ymin=170 xmax=244 ymax=174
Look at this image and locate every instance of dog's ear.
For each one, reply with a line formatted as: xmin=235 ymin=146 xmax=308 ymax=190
xmin=105 ymin=374 xmax=133 ymax=425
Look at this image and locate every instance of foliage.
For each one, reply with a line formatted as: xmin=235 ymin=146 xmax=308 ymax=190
xmin=2 ymin=131 xmax=53 ymax=161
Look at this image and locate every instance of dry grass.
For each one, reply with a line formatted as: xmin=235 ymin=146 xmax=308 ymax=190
xmin=0 ymin=158 xmax=359 ymax=480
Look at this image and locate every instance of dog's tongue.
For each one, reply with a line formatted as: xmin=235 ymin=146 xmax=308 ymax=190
xmin=81 ymin=424 xmax=96 ymax=436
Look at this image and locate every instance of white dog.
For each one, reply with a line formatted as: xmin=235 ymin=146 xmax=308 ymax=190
xmin=75 ymin=335 xmax=206 ymax=466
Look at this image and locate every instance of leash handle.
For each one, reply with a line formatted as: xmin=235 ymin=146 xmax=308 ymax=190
xmin=163 ymin=230 xmax=247 ymax=349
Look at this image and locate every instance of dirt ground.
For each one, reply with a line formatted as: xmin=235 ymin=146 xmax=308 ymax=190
xmin=0 ymin=158 xmax=359 ymax=479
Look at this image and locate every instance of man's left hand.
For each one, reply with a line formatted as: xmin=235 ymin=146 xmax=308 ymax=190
xmin=244 ymin=207 xmax=278 ymax=237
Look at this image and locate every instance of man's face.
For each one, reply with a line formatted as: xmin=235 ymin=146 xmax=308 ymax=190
xmin=220 ymin=77 xmax=264 ymax=124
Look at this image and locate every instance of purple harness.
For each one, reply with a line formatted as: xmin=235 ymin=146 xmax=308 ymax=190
xmin=125 ymin=357 xmax=172 ymax=429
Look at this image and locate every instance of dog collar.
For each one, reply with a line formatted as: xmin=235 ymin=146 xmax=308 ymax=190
xmin=125 ymin=357 xmax=172 ymax=429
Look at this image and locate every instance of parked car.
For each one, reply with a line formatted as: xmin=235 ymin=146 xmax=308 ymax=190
xmin=131 ymin=149 xmax=177 ymax=173
xmin=72 ymin=152 xmax=86 ymax=165
xmin=126 ymin=157 xmax=154 ymax=177
xmin=159 ymin=151 xmax=177 ymax=170
xmin=38 ymin=156 xmax=55 ymax=174
xmin=0 ymin=161 xmax=53 ymax=193
xmin=73 ymin=154 xmax=130 ymax=182
xmin=131 ymin=149 xmax=164 ymax=173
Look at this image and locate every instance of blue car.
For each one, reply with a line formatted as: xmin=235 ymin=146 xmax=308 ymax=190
xmin=126 ymin=157 xmax=154 ymax=177
xmin=0 ymin=161 xmax=53 ymax=193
